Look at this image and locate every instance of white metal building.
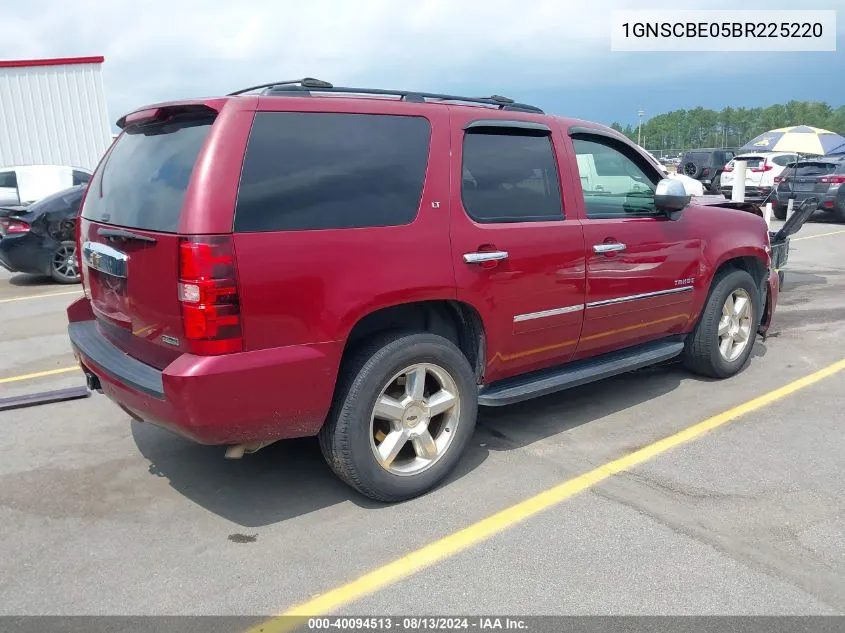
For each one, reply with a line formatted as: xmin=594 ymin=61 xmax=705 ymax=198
xmin=0 ymin=56 xmax=112 ymax=171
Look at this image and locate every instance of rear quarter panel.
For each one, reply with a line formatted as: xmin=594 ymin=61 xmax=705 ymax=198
xmin=232 ymin=101 xmax=455 ymax=353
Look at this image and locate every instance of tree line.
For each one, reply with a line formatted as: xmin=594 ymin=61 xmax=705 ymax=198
xmin=610 ymin=101 xmax=845 ymax=154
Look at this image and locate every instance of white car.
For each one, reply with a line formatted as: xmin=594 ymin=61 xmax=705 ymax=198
xmin=0 ymin=165 xmax=92 ymax=207
xmin=719 ymin=152 xmax=797 ymax=200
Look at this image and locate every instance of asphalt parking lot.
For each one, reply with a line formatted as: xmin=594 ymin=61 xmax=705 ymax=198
xmin=1 ymin=219 xmax=844 ymax=624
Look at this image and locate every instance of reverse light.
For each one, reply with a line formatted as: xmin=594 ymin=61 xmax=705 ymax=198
xmin=178 ymin=236 xmax=242 ymax=354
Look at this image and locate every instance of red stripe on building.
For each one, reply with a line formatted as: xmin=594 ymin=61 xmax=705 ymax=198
xmin=0 ymin=56 xmax=105 ymax=69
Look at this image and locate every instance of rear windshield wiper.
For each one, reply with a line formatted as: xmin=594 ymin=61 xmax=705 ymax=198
xmin=97 ymin=227 xmax=157 ymax=244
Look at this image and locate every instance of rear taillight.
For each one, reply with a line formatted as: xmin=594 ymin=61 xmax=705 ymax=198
xmin=819 ymin=175 xmax=845 ymax=184
xmin=702 ymin=168 xmax=710 ymax=176
xmin=0 ymin=219 xmax=30 ymax=234
xmin=751 ymin=160 xmax=773 ymax=173
xmin=178 ymin=235 xmax=242 ymax=354
xmin=723 ymin=167 xmax=733 ymax=173
xmin=774 ymin=176 xmax=787 ymax=184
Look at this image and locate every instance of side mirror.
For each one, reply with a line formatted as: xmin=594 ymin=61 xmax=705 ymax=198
xmin=654 ymin=178 xmax=690 ymax=219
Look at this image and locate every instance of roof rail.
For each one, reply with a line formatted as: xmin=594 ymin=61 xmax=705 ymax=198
xmin=227 ymin=78 xmax=544 ymax=114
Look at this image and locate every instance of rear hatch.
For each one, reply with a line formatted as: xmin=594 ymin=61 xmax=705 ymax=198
xmin=79 ymin=105 xmax=222 ymax=369
xmin=777 ymin=161 xmax=840 ymax=199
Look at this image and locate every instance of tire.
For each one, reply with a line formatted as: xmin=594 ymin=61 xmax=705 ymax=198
xmin=50 ymin=240 xmax=80 ymax=284
xmin=682 ymin=161 xmax=702 ymax=179
xmin=319 ymin=331 xmax=478 ymax=502
xmin=683 ymin=269 xmax=760 ymax=379
xmin=772 ymin=204 xmax=787 ymax=221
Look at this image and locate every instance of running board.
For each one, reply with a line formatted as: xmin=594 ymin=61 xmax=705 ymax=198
xmin=478 ymin=338 xmax=685 ymax=407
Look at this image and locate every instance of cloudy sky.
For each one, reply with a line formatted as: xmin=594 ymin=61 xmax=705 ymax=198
xmin=1 ymin=0 xmax=842 ymax=128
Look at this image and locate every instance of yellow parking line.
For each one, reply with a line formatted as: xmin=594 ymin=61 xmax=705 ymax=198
xmin=248 ymin=358 xmax=845 ymax=633
xmin=0 ymin=366 xmax=80 ymax=385
xmin=0 ymin=290 xmax=81 ymax=304
xmin=791 ymin=229 xmax=845 ymax=242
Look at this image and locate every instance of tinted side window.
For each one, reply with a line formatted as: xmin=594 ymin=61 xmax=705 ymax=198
xmin=235 ymin=113 xmax=431 ymax=232
xmin=573 ymin=137 xmax=658 ymax=219
xmin=0 ymin=171 xmax=17 ymax=189
xmin=771 ymin=155 xmax=797 ymax=167
xmin=461 ymin=130 xmax=562 ymax=223
xmin=72 ymin=170 xmax=91 ymax=186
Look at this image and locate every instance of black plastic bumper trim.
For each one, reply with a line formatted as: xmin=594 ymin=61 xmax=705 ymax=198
xmin=68 ymin=321 xmax=165 ymax=399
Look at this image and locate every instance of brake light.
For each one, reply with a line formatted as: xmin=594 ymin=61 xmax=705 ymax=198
xmin=702 ymin=168 xmax=710 ymax=176
xmin=819 ymin=175 xmax=845 ymax=184
xmin=0 ymin=219 xmax=30 ymax=234
xmin=774 ymin=176 xmax=787 ymax=184
xmin=178 ymin=235 xmax=242 ymax=354
xmin=723 ymin=167 xmax=733 ymax=173
xmin=751 ymin=160 xmax=773 ymax=173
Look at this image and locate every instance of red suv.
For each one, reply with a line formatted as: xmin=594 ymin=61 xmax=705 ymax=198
xmin=68 ymin=79 xmax=779 ymax=502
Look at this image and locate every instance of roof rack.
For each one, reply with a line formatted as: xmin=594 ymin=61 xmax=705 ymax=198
xmin=227 ymin=78 xmax=544 ymax=114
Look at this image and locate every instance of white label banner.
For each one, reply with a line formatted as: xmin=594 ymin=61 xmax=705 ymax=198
xmin=611 ymin=10 xmax=837 ymax=52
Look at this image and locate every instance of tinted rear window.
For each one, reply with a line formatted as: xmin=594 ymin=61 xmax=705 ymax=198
xmin=793 ymin=162 xmax=838 ymax=176
xmin=234 ymin=112 xmax=431 ymax=232
xmin=81 ymin=116 xmax=214 ymax=232
xmin=0 ymin=171 xmax=17 ymax=189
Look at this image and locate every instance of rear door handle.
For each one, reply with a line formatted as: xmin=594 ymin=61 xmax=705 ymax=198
xmin=463 ymin=251 xmax=509 ymax=264
xmin=593 ymin=243 xmax=626 ymax=254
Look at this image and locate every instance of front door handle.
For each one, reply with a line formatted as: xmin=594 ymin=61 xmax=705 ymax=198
xmin=463 ymin=251 xmax=509 ymax=264
xmin=593 ymin=243 xmax=626 ymax=254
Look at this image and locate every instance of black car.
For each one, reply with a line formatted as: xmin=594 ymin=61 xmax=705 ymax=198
xmin=678 ymin=148 xmax=735 ymax=193
xmin=0 ymin=185 xmax=84 ymax=283
xmin=773 ymin=157 xmax=845 ymax=222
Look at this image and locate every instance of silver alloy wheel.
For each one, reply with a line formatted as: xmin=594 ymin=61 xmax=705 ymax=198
xmin=52 ymin=244 xmax=78 ymax=280
xmin=369 ymin=363 xmax=461 ymax=476
xmin=718 ymin=288 xmax=753 ymax=362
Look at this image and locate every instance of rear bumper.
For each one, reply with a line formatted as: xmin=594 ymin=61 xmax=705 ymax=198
xmin=0 ymin=233 xmax=53 ymax=275
xmin=68 ymin=312 xmax=340 ymax=445
xmin=775 ymin=191 xmax=844 ymax=213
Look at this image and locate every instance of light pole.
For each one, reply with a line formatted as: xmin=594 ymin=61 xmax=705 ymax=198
xmin=637 ymin=108 xmax=645 ymax=147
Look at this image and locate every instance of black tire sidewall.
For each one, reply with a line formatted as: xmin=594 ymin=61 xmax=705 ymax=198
xmin=697 ymin=270 xmax=761 ymax=377
xmin=330 ymin=333 xmax=477 ymax=501
xmin=50 ymin=241 xmax=80 ymax=284
xmin=773 ymin=205 xmax=787 ymax=221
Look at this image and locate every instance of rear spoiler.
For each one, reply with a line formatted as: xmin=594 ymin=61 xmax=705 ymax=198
xmin=116 ymin=102 xmax=222 ymax=129
xmin=0 ymin=205 xmax=29 ymax=218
